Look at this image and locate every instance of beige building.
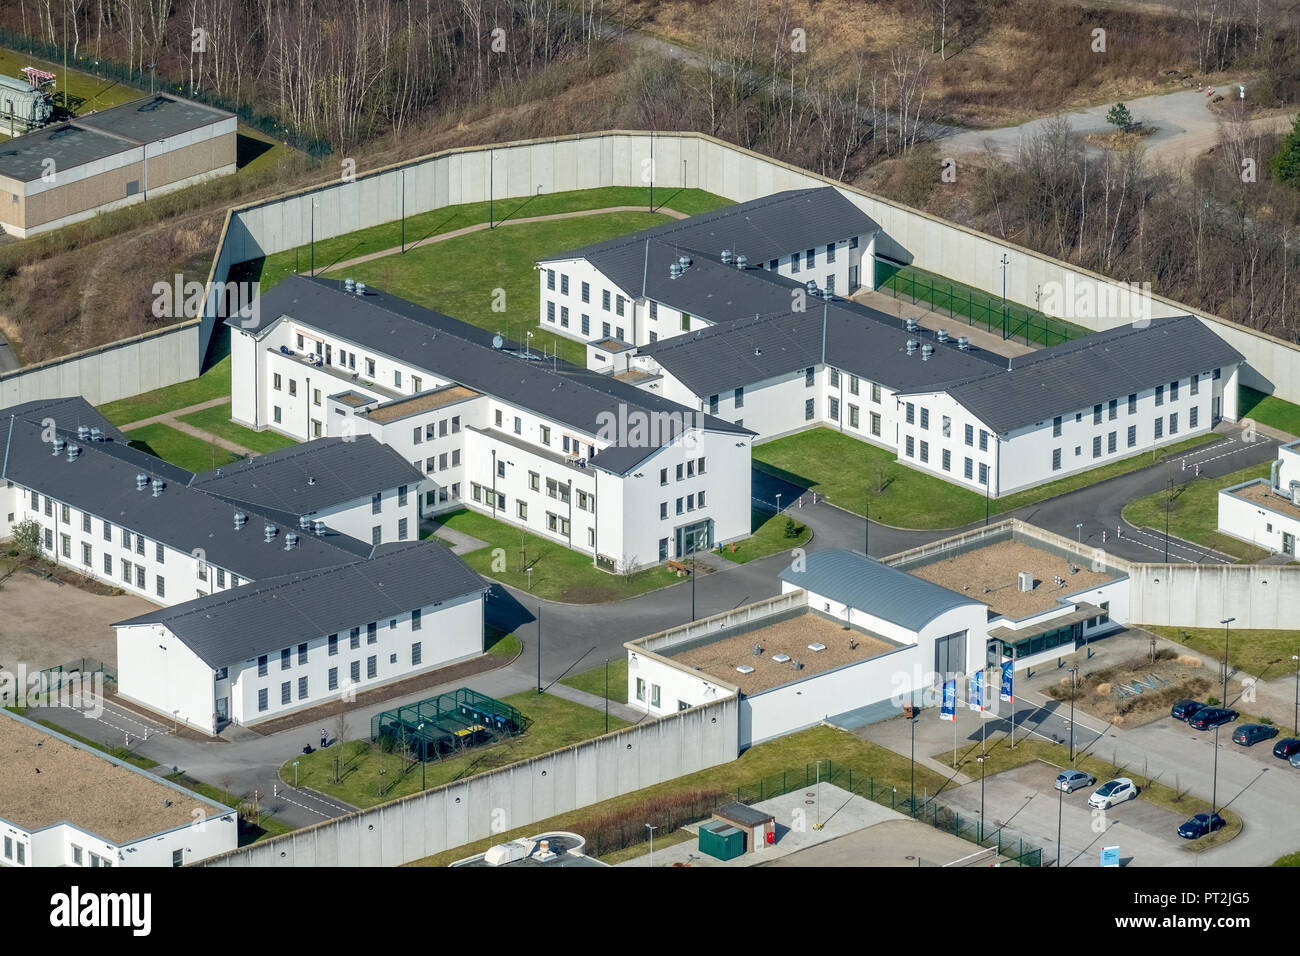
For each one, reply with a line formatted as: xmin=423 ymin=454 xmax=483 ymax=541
xmin=0 ymin=94 xmax=236 ymax=238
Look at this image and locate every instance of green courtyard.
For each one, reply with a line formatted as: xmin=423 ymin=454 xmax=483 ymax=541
xmin=1239 ymin=386 xmax=1300 ymax=437
xmin=1122 ymin=461 xmax=1272 ymax=563
xmin=754 ymin=427 xmax=1219 ymax=531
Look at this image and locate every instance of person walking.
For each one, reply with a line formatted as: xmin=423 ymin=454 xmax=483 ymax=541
xmin=320 ymin=727 xmax=328 ymax=749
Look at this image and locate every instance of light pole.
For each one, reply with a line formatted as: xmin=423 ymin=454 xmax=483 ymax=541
xmin=865 ymin=496 xmax=870 ymax=555
xmin=1164 ymin=470 xmax=1173 ymax=562
xmin=536 ymin=604 xmax=543 ymax=694
xmin=604 ymin=658 xmax=610 ymax=734
xmin=1075 ymin=522 xmax=1083 ymax=545
xmin=1220 ymin=617 xmax=1235 ymax=706
xmin=1068 ymin=665 xmax=1078 ymax=763
xmin=1292 ymin=654 xmax=1299 ymax=736
xmin=310 ymin=199 xmax=317 ymax=276
xmin=909 ymin=704 xmax=917 ymax=814
xmin=417 ymin=721 xmax=426 ymax=790
xmin=646 ymin=823 xmax=657 ymax=867
xmin=815 ymin=760 xmax=823 ymax=831
xmin=999 ymin=253 xmax=1010 ymax=339
xmin=984 ymin=471 xmax=990 ymax=526
xmin=1056 ymin=782 xmax=1064 ymax=868
xmin=977 ymin=754 xmax=987 ymax=842
xmin=775 ymin=492 xmax=782 ymax=513
xmin=1211 ymin=721 xmax=1221 ymax=826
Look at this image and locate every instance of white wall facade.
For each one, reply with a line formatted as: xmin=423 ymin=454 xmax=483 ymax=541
xmin=2 ymin=806 xmax=237 ymax=869
xmin=1218 ymin=480 xmax=1300 ymax=556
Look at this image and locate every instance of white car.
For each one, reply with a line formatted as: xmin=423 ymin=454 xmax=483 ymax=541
xmin=1088 ymin=777 xmax=1138 ymax=809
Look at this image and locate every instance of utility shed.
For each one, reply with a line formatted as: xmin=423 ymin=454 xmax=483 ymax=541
xmin=711 ymin=802 xmax=776 ymax=853
xmin=0 ymin=74 xmax=52 ymax=134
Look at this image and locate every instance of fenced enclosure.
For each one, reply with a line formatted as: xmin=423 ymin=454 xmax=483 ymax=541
xmin=370 ymin=687 xmax=523 ymax=762
xmin=874 ymin=259 xmax=1083 ymax=349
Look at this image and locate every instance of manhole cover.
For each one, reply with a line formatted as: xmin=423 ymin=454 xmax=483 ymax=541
xmin=804 ymin=799 xmax=815 ymax=805
xmin=905 ymin=855 xmax=915 ymax=860
xmin=805 ymin=791 xmax=815 ymax=797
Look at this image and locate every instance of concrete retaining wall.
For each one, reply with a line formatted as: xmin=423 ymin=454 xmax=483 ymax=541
xmin=201 ymin=694 xmax=739 ymax=867
xmin=0 ymin=320 xmax=200 ymax=408
xmin=1128 ymin=563 xmax=1300 ymax=629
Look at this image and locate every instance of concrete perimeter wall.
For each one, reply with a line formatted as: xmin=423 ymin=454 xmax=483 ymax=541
xmin=203 ymin=130 xmax=1300 ymax=402
xmin=0 ymin=320 xmax=200 ymax=408
xmin=201 ymin=695 xmax=739 ymax=867
xmin=1127 ymin=563 xmax=1300 ymax=629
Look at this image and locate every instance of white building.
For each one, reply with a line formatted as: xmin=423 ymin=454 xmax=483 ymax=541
xmin=0 ymin=710 xmax=237 ymax=867
xmin=228 ymin=277 xmax=753 ymax=569
xmin=114 ymin=540 xmax=487 ymax=735
xmin=1217 ymin=438 xmax=1300 ymax=557
xmin=626 ymin=529 xmax=1127 ymax=747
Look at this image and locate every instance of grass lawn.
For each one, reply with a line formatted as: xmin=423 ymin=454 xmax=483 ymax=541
xmin=720 ymin=507 xmax=811 ymax=564
xmin=284 ymin=690 xmax=628 ymax=808
xmin=1144 ymin=625 xmax=1300 ymax=681
xmin=408 ymin=724 xmax=948 ymax=866
xmin=0 ymin=45 xmax=142 ymax=118
xmin=126 ymin=422 xmax=242 ymax=474
xmin=560 ymin=657 xmax=629 ymax=704
xmin=178 ymin=402 xmax=298 ymax=455
xmin=331 ymin=211 xmax=668 ymax=367
xmin=1239 ymin=386 xmax=1300 ymax=437
xmin=1122 ymin=461 xmax=1273 ymax=562
xmin=254 ymin=186 xmax=730 ymax=294
xmin=98 ymin=355 xmax=232 ymax=426
xmin=934 ymin=735 xmax=1243 ymax=852
xmin=754 ymin=427 xmax=1220 ymax=530
xmin=1275 ymin=851 xmax=1300 ymax=866
xmin=433 ymin=509 xmax=680 ymax=603
xmin=486 ymin=628 xmax=523 ymax=658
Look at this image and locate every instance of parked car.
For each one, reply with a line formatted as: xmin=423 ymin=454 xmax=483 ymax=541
xmin=1291 ymin=751 xmax=1300 ymax=770
xmin=1171 ymin=699 xmax=1207 ymax=721
xmin=1233 ymin=724 xmax=1279 ymax=746
xmin=1055 ymin=770 xmax=1097 ymax=793
xmin=1188 ymin=707 xmax=1239 ymax=730
xmin=1275 ymin=738 xmax=1300 ymax=759
xmin=1177 ymin=812 xmax=1227 ymax=840
xmin=1088 ymin=777 xmax=1138 ymax=809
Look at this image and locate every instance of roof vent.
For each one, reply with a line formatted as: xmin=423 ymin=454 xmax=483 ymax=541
xmin=735 ymin=254 xmax=748 ymax=270
xmin=808 ymin=643 xmax=826 ymax=652
xmin=151 ymin=478 xmax=164 ymax=497
xmin=52 ymin=437 xmax=66 ymax=456
xmin=957 ymin=336 xmax=970 ymax=351
xmin=721 ymin=249 xmax=732 ymax=264
xmin=307 ymin=476 xmax=316 ymax=486
xmin=669 ymin=263 xmax=683 ymax=280
xmin=904 ymin=317 xmax=919 ymax=333
xmin=299 ymin=515 xmax=312 ymax=530
xmin=735 ymin=664 xmax=755 ymax=675
xmin=77 ymin=425 xmax=90 ymax=441
xmin=312 ymin=519 xmax=327 ymax=537
xmin=752 ymin=644 xmax=764 ymax=656
xmin=90 ymin=426 xmax=102 ymax=442
xmin=921 ymin=343 xmax=935 ymax=361
xmin=791 ymin=659 xmax=803 ymax=671
xmin=1017 ymin=571 xmax=1035 ymax=592
xmin=264 ymin=524 xmax=277 ymax=543
xmin=905 ymin=339 xmax=918 ymax=355
xmin=937 ymin=329 xmax=949 ymax=343
xmin=805 ymin=280 xmax=818 ymax=295
xmin=754 ymin=347 xmax=762 ymax=356
xmin=355 ymin=282 xmax=366 ymax=296
xmin=234 ymin=512 xmax=247 ymax=529
xmin=772 ymin=653 xmax=792 ymax=664
xmin=66 ymin=444 xmax=81 ymax=462
xmin=344 ymin=278 xmax=355 ymax=292
xmin=136 ymin=473 xmax=149 ymax=491
xmin=284 ymin=532 xmax=299 ymax=551
xmin=678 ymin=255 xmax=692 ymax=269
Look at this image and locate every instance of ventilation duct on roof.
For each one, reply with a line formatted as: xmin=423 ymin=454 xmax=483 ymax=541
xmin=90 ymin=427 xmax=102 ymax=442
xmin=735 ymin=254 xmax=748 ymax=269
xmin=905 ymin=339 xmax=918 ymax=355
xmin=66 ymin=445 xmax=80 ymax=462
xmin=52 ymin=438 xmax=66 ymax=456
xmin=957 ymin=336 xmax=970 ymax=351
xmin=721 ymin=249 xmax=732 ymax=264
xmin=921 ymin=343 xmax=935 ymax=361
xmin=151 ymin=478 xmax=164 ymax=497
xmin=313 ymin=519 xmax=327 ymax=537
xmin=904 ymin=317 xmax=919 ymax=333
xmin=136 ymin=473 xmax=149 ymax=491
xmin=264 ymin=524 xmax=277 ymax=543
xmin=284 ymin=532 xmax=299 ymax=551
xmin=669 ymin=263 xmax=682 ymax=280
xmin=937 ymin=329 xmax=949 ymax=343
xmin=234 ymin=512 xmax=247 ymax=530
xmin=77 ymin=425 xmax=90 ymax=441
xmin=344 ymin=278 xmax=355 ymax=292
xmin=299 ymin=515 xmax=312 ymax=530
xmin=355 ymin=282 xmax=367 ymax=296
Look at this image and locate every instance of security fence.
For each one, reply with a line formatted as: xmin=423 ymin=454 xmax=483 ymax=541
xmin=875 ymin=259 xmax=1082 ymax=349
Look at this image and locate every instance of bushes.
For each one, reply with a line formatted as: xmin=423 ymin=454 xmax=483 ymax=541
xmin=583 ymin=789 xmax=728 ymax=857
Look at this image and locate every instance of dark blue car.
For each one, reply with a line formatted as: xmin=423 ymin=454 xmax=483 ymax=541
xmin=1171 ymin=699 xmax=1207 ymax=721
xmin=1178 ymin=812 xmax=1226 ymax=840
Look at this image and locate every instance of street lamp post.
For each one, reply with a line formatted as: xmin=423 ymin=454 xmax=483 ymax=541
xmin=1220 ymin=617 xmax=1235 ymax=706
xmin=909 ymin=704 xmax=916 ymax=814
xmin=1068 ymin=665 xmax=1078 ymax=762
xmin=999 ymin=253 xmax=1010 ymax=339
xmin=417 ymin=721 xmax=426 ymax=791
xmin=1075 ymin=522 xmax=1083 ymax=545
xmin=646 ymin=823 xmax=657 ymax=867
xmin=1292 ymin=654 xmax=1299 ymax=737
xmin=536 ymin=604 xmax=543 ymax=694
xmin=1164 ymin=471 xmax=1173 ymax=562
xmin=977 ymin=754 xmax=987 ymax=842
xmin=865 ymin=496 xmax=870 ymax=555
xmin=604 ymin=658 xmax=610 ymax=734
xmin=1056 ymin=783 xmax=1064 ymax=868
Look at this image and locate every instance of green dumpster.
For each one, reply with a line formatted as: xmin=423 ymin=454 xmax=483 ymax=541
xmin=698 ymin=821 xmax=745 ymax=861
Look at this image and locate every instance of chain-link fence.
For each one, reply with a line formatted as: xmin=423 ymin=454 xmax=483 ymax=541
xmin=875 ymin=260 xmax=1081 ymax=349
xmin=0 ymin=27 xmax=331 ymax=156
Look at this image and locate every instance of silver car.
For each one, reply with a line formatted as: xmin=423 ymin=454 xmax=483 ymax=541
xmin=1291 ymin=751 xmax=1300 ymax=770
xmin=1054 ymin=770 xmax=1096 ymax=793
xmin=1089 ymin=777 xmax=1138 ymax=809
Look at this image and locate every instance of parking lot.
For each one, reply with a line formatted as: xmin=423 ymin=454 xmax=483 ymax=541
xmin=0 ymin=568 xmax=158 ymax=674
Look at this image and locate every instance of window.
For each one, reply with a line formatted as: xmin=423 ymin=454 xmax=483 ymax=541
xmin=1052 ymin=448 xmax=1062 ymax=471
xmin=1053 ymin=415 xmax=1062 ymax=437
xmin=920 ymin=408 xmax=930 ymax=430
xmin=829 ymin=368 xmax=840 ymax=388
xmin=978 ymin=463 xmax=989 ymax=485
xmin=1170 ymin=380 xmax=1179 ymax=401
xmin=273 ymin=406 xmax=282 ymax=424
xmin=281 ymin=682 xmax=291 ymax=705
xmin=328 ymin=668 xmax=338 ymax=691
xmin=848 ymin=375 xmax=860 ymax=396
xmin=805 ymin=366 xmax=815 ymax=387
xmin=529 ymin=471 xmax=540 ymax=491
xmin=295 ymin=642 xmax=307 ymax=665
xmin=829 ymin=397 xmax=840 ymax=421
xmin=1169 ymin=412 xmax=1179 ymax=435
xmin=660 ymin=502 xmax=668 ymax=520
xmin=298 ymin=676 xmax=308 ymax=700
xmin=1093 ymin=435 xmax=1103 ymax=458
xmin=258 ymin=688 xmax=268 ymax=712
xmin=103 ymin=520 xmax=112 ymax=542
xmin=288 ymin=379 xmax=297 ymax=397
xmin=372 ymin=526 xmax=382 ymax=546
xmin=60 ymin=534 xmax=70 ymax=559
xmin=1108 ymin=431 xmax=1117 ymax=453
xmin=805 ymin=398 xmax=815 ymax=420
xmin=73 ymin=846 xmax=83 ymax=866
xmin=413 ymin=426 xmax=423 ymax=445
xmin=651 ymin=684 xmax=661 ymax=708
xmin=1190 ymin=375 xmax=1199 ymax=396
xmin=81 ymin=513 xmax=91 ymax=533
xmin=919 ymin=440 xmax=929 ymax=463
xmin=979 ymin=430 xmax=989 ymax=452
xmin=1154 ymin=417 xmax=1164 ymax=439
xmin=1190 ymin=406 xmax=1199 ymax=429
xmin=735 ymin=386 xmax=744 ymax=408
xmin=906 ymin=403 xmax=915 ymax=425
xmin=581 ymin=315 xmax=590 ymax=335
xmin=560 ymin=306 xmax=569 ymax=328
xmin=791 ymin=251 xmax=801 ymax=273
xmin=281 ymin=647 xmax=291 ymax=671
xmin=581 ymin=281 xmax=590 ymax=303
xmin=561 ymin=274 xmax=569 ymax=295
xmin=686 ymin=493 xmax=695 ymax=511
xmin=257 ymin=654 xmax=268 ymax=677
xmin=676 ymin=498 xmax=684 ymax=515
xmin=1155 ymin=384 xmax=1164 ymax=406
xmin=849 ymin=405 xmax=860 ymax=428
xmin=329 ymin=634 xmax=338 ymax=656
xmin=616 ymin=295 xmax=625 ymax=317
xmin=546 ymin=269 xmax=555 ymax=291
xmin=826 ymin=241 xmax=836 ymax=263
xmin=870 ymin=412 xmax=881 ymax=437
xmin=518 ymin=500 xmax=529 ymax=520
xmin=905 ymin=435 xmax=915 ymax=457
xmin=351 ymin=660 xmax=361 ymax=684
xmin=871 ymin=382 xmax=881 ymax=403
xmin=367 ymin=656 xmax=378 ymax=679
xmin=366 ymin=358 xmax=375 ymax=377
xmin=156 ymin=575 xmax=165 ymax=598
xmin=103 ymin=553 xmax=112 ymax=574
xmin=368 ymin=622 xmax=378 ymax=644
xmin=1127 ymin=424 xmax=1137 ymax=447
xmin=805 ymin=247 xmax=816 ymax=265
xmin=546 ymin=301 xmax=555 ymax=323
xmin=708 ymin=394 xmax=719 ymax=415
xmin=636 ymin=678 xmax=646 ymax=702
xmin=412 ymin=642 xmax=422 ymax=666
xmin=81 ymin=542 xmax=91 ymax=566
xmin=964 ymin=424 xmax=974 ymax=446
xmin=1128 ymin=393 xmax=1138 ymax=414
xmin=1109 ymin=398 xmax=1118 ymax=421
xmin=371 ymin=492 xmax=382 ymax=515
xmin=136 ymin=535 xmax=145 ymax=556
xmin=964 ymin=458 xmax=973 ymax=479
xmin=273 ymin=372 xmax=282 ymax=391
xmin=1093 ymin=403 xmax=1103 ymax=425
xmin=942 ymin=449 xmax=951 ymax=471
xmin=136 ymin=565 xmax=145 ymax=589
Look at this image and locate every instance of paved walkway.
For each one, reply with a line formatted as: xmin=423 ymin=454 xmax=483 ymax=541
xmin=850 ymin=288 xmax=1038 ymax=358
xmin=317 ymin=205 xmax=689 ymax=276
xmin=426 ymin=522 xmax=489 ymax=555
xmin=545 ymin=681 xmax=648 ymax=725
xmin=119 ymin=395 xmax=256 ymax=458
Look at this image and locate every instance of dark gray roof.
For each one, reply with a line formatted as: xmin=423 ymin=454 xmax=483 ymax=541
xmin=779 ymin=548 xmax=982 ymax=631
xmin=237 ymin=277 xmax=750 ymax=476
xmin=641 ymin=292 xmax=1003 ymax=397
xmin=546 ymin=188 xmax=876 ymax=295
xmin=0 ymin=122 xmax=129 ymax=184
xmin=898 ymin=315 xmax=1245 ymax=434
xmin=190 ymin=435 xmax=424 ymax=515
xmin=113 ymin=541 xmax=485 ymax=669
xmin=1 ymin=412 xmax=369 ymax=579
xmin=0 ymin=396 xmax=125 ymax=443
xmin=74 ymin=95 xmax=233 ymax=144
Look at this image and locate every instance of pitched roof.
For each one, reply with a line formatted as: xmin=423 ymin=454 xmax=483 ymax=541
xmin=779 ymin=548 xmax=983 ymax=632
xmin=190 ymin=435 xmax=424 ymax=515
xmin=545 ymin=187 xmax=876 ymax=295
xmin=0 ymin=396 xmax=125 ymax=443
xmin=237 ymin=277 xmax=750 ymax=475
xmin=114 ymin=541 xmax=485 ymax=668
xmin=898 ymin=315 xmax=1245 ymax=433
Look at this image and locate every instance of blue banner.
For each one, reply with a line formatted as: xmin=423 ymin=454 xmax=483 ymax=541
xmin=940 ymin=679 xmax=957 ymax=721
xmin=1000 ymin=660 xmax=1014 ymax=703
xmin=968 ymin=668 xmax=984 ymax=712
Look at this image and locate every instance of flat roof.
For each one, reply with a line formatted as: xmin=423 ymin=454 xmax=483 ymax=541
xmin=331 ymin=390 xmax=374 ymax=408
xmin=0 ymin=123 xmax=128 ymax=183
xmin=662 ymin=611 xmax=901 ymax=695
xmin=0 ymin=712 xmax=223 ymax=844
xmin=906 ymin=539 xmax=1116 ymax=619
xmin=590 ymin=338 xmax=633 ymax=352
xmin=74 ymin=94 xmax=233 ymax=144
xmin=612 ymin=369 xmax=660 ymax=386
xmin=1228 ymin=479 xmax=1300 ymax=521
xmin=362 ymin=385 xmax=480 ymax=423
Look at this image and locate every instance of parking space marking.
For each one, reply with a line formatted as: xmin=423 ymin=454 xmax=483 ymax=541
xmin=276 ymin=784 xmax=352 ymax=820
